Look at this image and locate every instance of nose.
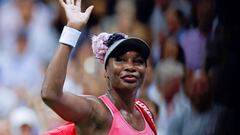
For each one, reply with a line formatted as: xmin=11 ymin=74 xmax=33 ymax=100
xmin=124 ymin=60 xmax=136 ymax=72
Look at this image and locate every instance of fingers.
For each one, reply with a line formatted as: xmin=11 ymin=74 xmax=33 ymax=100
xmin=84 ymin=5 xmax=94 ymax=18
xmin=71 ymin=0 xmax=74 ymax=5
xmin=66 ymin=0 xmax=71 ymax=4
xmin=59 ymin=0 xmax=66 ymax=7
xmin=76 ymin=0 xmax=81 ymax=9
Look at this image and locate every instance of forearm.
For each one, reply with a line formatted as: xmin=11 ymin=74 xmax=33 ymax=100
xmin=41 ymin=44 xmax=72 ymax=100
xmin=41 ymin=21 xmax=83 ymax=100
xmin=41 ymin=43 xmax=94 ymax=122
xmin=41 ymin=0 xmax=95 ymax=123
xmin=40 ymin=25 xmax=93 ymax=122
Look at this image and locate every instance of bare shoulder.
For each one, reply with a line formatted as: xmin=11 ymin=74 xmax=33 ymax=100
xmin=76 ymin=95 xmax=112 ymax=133
xmin=84 ymin=95 xmax=111 ymax=120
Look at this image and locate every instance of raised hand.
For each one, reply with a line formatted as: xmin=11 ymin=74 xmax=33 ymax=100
xmin=59 ymin=0 xmax=94 ymax=30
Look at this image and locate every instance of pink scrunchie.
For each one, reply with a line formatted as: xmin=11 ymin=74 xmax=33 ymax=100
xmin=91 ymin=32 xmax=111 ymax=64
xmin=91 ymin=32 xmax=128 ymax=64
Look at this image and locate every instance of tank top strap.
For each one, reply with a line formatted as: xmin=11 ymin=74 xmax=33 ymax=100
xmin=99 ymin=95 xmax=119 ymax=115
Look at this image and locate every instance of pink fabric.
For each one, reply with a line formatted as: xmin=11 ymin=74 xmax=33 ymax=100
xmin=99 ymin=95 xmax=154 ymax=135
xmin=43 ymin=122 xmax=76 ymax=135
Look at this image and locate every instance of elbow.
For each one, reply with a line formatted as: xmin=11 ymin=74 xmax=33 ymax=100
xmin=41 ymin=85 xmax=61 ymax=103
xmin=41 ymin=88 xmax=50 ymax=103
xmin=41 ymin=77 xmax=64 ymax=104
xmin=41 ymin=85 xmax=52 ymax=103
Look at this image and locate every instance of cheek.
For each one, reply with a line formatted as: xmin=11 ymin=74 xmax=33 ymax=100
xmin=107 ymin=68 xmax=121 ymax=83
xmin=139 ymin=67 xmax=147 ymax=80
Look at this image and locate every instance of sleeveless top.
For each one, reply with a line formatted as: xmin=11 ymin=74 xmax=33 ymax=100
xmin=99 ymin=95 xmax=155 ymax=135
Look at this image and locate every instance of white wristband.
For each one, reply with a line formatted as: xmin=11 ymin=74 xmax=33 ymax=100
xmin=59 ymin=26 xmax=81 ymax=47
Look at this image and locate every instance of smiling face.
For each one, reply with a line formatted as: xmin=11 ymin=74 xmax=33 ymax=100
xmin=106 ymin=51 xmax=147 ymax=94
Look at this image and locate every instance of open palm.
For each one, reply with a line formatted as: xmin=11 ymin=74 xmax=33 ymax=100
xmin=59 ymin=0 xmax=94 ymax=29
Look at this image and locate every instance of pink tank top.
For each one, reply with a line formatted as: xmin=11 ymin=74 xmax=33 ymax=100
xmin=99 ymin=95 xmax=155 ymax=135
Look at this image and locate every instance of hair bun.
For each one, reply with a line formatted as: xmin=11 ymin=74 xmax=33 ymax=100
xmin=104 ymin=33 xmax=128 ymax=47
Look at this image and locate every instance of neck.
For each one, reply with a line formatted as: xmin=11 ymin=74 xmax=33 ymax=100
xmin=107 ymin=89 xmax=137 ymax=113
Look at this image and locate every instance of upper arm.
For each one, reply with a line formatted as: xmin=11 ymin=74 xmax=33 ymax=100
xmin=42 ymin=92 xmax=105 ymax=124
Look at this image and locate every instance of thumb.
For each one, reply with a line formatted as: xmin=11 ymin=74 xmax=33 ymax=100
xmin=85 ymin=5 xmax=94 ymax=18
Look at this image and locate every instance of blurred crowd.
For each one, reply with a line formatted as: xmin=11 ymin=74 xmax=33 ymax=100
xmin=0 ymin=0 xmax=239 ymax=135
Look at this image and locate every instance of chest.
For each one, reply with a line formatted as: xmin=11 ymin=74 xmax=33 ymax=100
xmin=120 ymin=110 xmax=145 ymax=131
xmin=76 ymin=109 xmax=148 ymax=135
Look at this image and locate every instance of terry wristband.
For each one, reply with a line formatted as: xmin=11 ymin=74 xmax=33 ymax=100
xmin=59 ymin=26 xmax=81 ymax=47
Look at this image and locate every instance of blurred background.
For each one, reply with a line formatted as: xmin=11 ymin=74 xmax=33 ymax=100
xmin=0 ymin=0 xmax=239 ymax=134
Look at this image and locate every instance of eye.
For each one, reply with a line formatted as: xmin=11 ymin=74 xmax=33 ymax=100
xmin=134 ymin=58 xmax=145 ymax=65
xmin=115 ymin=56 xmax=124 ymax=62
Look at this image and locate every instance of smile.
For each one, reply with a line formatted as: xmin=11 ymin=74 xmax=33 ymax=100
xmin=121 ymin=75 xmax=138 ymax=83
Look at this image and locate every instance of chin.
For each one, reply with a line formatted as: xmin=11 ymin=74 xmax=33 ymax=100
xmin=114 ymin=79 xmax=142 ymax=93
xmin=122 ymin=83 xmax=140 ymax=91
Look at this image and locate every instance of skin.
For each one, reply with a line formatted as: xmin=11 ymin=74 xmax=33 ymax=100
xmin=163 ymin=39 xmax=178 ymax=60
xmin=185 ymin=70 xmax=212 ymax=112
xmin=20 ymin=124 xmax=32 ymax=135
xmin=41 ymin=0 xmax=148 ymax=134
xmin=158 ymin=77 xmax=181 ymax=104
xmin=165 ymin=8 xmax=181 ymax=35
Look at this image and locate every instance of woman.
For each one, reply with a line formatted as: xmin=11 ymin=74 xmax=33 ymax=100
xmin=41 ymin=0 xmax=156 ymax=134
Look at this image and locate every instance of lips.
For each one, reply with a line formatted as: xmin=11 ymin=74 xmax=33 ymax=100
xmin=121 ymin=74 xmax=138 ymax=83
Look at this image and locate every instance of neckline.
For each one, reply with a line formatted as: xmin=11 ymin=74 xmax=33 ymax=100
xmin=103 ymin=94 xmax=148 ymax=133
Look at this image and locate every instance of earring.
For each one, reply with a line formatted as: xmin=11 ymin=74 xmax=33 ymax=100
xmin=104 ymin=72 xmax=109 ymax=79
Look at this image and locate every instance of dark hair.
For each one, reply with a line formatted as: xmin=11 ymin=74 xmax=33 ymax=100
xmin=175 ymin=9 xmax=185 ymax=26
xmin=176 ymin=43 xmax=185 ymax=66
xmin=104 ymin=33 xmax=126 ymax=47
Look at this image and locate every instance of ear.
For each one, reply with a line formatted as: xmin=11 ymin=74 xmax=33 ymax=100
xmin=104 ymin=70 xmax=109 ymax=79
